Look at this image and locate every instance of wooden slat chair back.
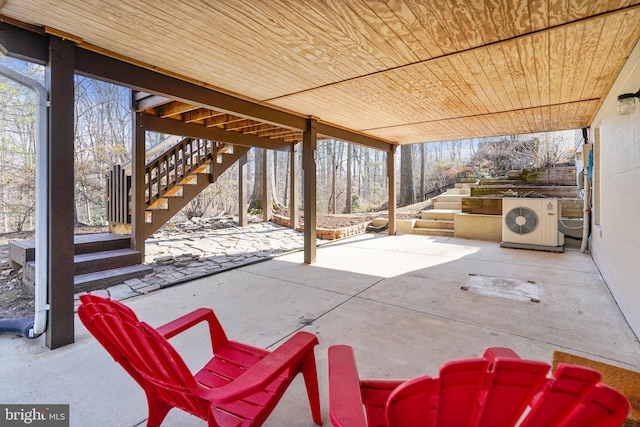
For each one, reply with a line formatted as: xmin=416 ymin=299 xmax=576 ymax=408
xmin=520 ymin=363 xmax=631 ymax=426
xmin=79 ymin=294 xmax=322 ymax=427
xmin=329 ymin=345 xmax=629 ymax=427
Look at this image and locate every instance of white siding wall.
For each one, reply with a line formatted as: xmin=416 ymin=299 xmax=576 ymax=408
xmin=589 ymin=39 xmax=640 ymax=338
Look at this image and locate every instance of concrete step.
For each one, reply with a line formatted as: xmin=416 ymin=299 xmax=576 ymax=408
xmin=433 ymin=201 xmax=462 ymax=210
xmin=74 ymin=264 xmax=154 ymax=293
xmin=455 ymin=183 xmax=473 ymax=189
xmin=421 ymin=209 xmax=459 ymax=221
xmin=411 ymin=227 xmax=455 ymax=237
xmin=435 ymin=194 xmax=464 ymax=203
xmin=25 ymin=248 xmax=143 ymax=284
xmin=415 ymin=219 xmax=454 ymax=230
xmin=444 ymin=188 xmax=471 ymax=196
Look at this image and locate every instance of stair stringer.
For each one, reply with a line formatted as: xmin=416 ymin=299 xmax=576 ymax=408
xmin=142 ymin=145 xmax=250 ymax=238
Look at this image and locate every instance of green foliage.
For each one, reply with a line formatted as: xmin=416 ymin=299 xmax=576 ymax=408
xmin=520 ymin=168 xmax=541 ymax=182
xmin=351 ymin=193 xmax=360 ymax=210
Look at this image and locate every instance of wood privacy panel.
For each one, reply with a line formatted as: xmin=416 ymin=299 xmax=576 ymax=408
xmin=2 ymin=0 xmax=640 ymax=145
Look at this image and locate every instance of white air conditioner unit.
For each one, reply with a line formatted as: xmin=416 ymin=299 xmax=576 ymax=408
xmin=501 ymin=198 xmax=564 ymax=251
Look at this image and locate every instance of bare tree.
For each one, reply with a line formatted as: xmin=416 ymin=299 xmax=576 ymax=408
xmin=249 ymin=148 xmax=264 ymax=211
xmin=419 ymin=143 xmax=425 ymax=201
xmin=399 ymin=144 xmax=416 ymax=206
xmin=345 ymin=143 xmax=352 ymax=213
xmin=0 ymin=59 xmax=40 ymax=232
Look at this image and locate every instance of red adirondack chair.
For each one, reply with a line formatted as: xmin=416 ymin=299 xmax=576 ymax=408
xmin=328 ymin=345 xmax=629 ymax=427
xmin=78 ymin=294 xmax=322 ymax=427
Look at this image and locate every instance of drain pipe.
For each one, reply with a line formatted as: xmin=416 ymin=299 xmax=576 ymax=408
xmin=579 ymin=128 xmax=591 ymax=254
xmin=0 ymin=63 xmax=49 ymax=338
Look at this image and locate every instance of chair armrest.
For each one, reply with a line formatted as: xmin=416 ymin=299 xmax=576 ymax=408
xmin=328 ymin=345 xmax=368 ymax=427
xmin=199 ymin=331 xmax=319 ymax=403
xmin=483 ymin=347 xmax=521 ymax=363
xmin=156 ymin=308 xmax=228 ymax=351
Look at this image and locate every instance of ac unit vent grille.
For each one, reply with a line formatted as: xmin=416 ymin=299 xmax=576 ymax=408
xmin=505 ymin=206 xmax=538 ymax=235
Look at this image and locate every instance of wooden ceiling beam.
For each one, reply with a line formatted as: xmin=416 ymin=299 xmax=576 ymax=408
xmin=256 ymin=128 xmax=298 ymax=138
xmin=157 ymin=101 xmax=200 ymax=118
xmin=316 ymin=122 xmax=393 ymax=151
xmin=205 ymin=114 xmax=234 ymax=127
xmin=134 ymin=93 xmax=172 ymax=111
xmin=74 ymin=48 xmax=309 ymax=131
xmin=242 ymin=123 xmax=279 ymax=134
xmin=139 ymin=113 xmax=290 ymax=151
xmin=184 ymin=108 xmax=217 ymax=123
xmin=0 ymin=20 xmax=402 ymax=149
xmin=0 ymin=21 xmax=48 ymax=63
xmin=224 ymin=119 xmax=259 ymax=131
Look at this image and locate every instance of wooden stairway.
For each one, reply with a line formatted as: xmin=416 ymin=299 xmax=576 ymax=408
xmin=108 ymin=138 xmax=250 ymax=239
xmin=9 ymin=233 xmax=153 ymax=293
xmin=10 ymin=138 xmax=249 ymax=292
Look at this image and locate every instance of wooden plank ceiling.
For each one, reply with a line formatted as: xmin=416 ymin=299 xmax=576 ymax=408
xmin=2 ymin=1 xmax=640 ymax=145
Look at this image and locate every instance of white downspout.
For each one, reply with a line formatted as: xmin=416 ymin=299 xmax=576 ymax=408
xmin=579 ymin=136 xmax=591 ymax=254
xmin=579 ymin=164 xmax=591 ymax=253
xmin=0 ymin=63 xmax=49 ymax=337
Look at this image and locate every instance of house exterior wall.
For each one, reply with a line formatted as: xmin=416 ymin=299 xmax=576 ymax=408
xmin=589 ymin=39 xmax=640 ymax=338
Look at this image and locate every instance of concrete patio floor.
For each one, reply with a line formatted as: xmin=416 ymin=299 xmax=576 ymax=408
xmin=1 ymin=233 xmax=639 ymax=426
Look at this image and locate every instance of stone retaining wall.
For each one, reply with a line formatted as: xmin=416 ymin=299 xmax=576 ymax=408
xmin=271 ymin=214 xmax=369 ymax=240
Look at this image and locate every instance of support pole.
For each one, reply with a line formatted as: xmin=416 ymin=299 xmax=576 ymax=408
xmin=290 ymin=143 xmax=299 ymax=230
xmin=262 ymin=148 xmax=272 ymax=222
xmin=45 ymin=37 xmax=75 ymax=349
xmin=387 ymin=146 xmax=397 ymax=235
xmin=131 ymin=113 xmax=146 ymax=260
xmin=238 ymin=152 xmax=248 ymax=227
xmin=303 ymin=119 xmax=317 ymax=264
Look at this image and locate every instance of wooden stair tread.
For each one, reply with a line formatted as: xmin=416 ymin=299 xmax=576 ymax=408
xmin=24 ymin=248 xmax=143 ymax=284
xmin=73 ymin=248 xmax=140 ymax=262
xmin=11 ymin=232 xmax=129 ymax=249
xmin=74 ymin=264 xmax=153 ymax=293
xmin=26 ymin=248 xmax=140 ymax=265
xmin=10 ymin=233 xmax=132 ymax=267
xmin=72 ymin=233 xmax=131 ymax=244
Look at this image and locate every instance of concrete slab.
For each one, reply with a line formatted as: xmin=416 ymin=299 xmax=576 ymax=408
xmin=1 ymin=233 xmax=639 ymax=427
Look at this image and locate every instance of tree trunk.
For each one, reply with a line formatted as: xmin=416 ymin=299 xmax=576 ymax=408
xmin=283 ymin=150 xmax=289 ymax=207
xmin=249 ymin=148 xmax=264 ymax=211
xmin=329 ymin=140 xmax=337 ymax=214
xmin=399 ymin=144 xmax=416 ymax=206
xmin=345 ymin=143 xmax=352 ymax=213
xmin=419 ymin=143 xmax=425 ymax=202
